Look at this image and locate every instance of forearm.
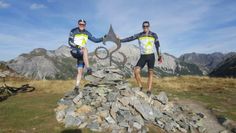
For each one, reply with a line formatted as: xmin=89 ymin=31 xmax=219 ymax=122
xmin=120 ymin=36 xmax=136 ymax=43
xmin=68 ymin=38 xmax=76 ymax=48
xmin=88 ymin=31 xmax=103 ymax=43
xmin=155 ymin=41 xmax=161 ymax=57
xmin=90 ymin=37 xmax=103 ymax=43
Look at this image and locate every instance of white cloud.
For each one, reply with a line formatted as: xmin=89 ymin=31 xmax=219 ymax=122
xmin=94 ymin=0 xmax=211 ymax=55
xmin=30 ymin=3 xmax=46 ymax=10
xmin=1 ymin=0 xmax=236 ymax=61
xmin=0 ymin=22 xmax=67 ymax=61
xmin=94 ymin=0 xmax=236 ymax=56
xmin=181 ymin=26 xmax=236 ymax=54
xmin=0 ymin=1 xmax=10 ymax=8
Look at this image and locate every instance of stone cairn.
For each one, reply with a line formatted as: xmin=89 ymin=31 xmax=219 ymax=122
xmin=55 ymin=66 xmax=206 ymax=133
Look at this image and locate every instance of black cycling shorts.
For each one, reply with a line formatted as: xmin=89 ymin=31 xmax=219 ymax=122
xmin=136 ymin=53 xmax=155 ymax=70
xmin=70 ymin=48 xmax=85 ymax=68
xmin=70 ymin=48 xmax=83 ymax=59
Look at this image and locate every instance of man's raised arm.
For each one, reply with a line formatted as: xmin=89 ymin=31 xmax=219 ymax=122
xmin=87 ymin=31 xmax=103 ymax=43
xmin=120 ymin=33 xmax=139 ymax=43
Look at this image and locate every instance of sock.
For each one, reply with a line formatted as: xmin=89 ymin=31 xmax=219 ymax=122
xmin=76 ymin=80 xmax=80 ymax=87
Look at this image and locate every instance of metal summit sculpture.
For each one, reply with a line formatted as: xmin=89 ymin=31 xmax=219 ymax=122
xmin=94 ymin=25 xmax=127 ymax=67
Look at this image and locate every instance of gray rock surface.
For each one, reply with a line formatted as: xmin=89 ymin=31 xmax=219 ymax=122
xmin=64 ymin=115 xmax=82 ymax=128
xmin=179 ymin=52 xmax=236 ymax=74
xmin=6 ymin=45 xmax=76 ymax=79
xmin=55 ymin=67 xmax=229 ymax=132
xmin=153 ymin=91 xmax=168 ymax=105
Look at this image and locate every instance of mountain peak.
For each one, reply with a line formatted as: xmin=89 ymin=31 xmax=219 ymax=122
xmin=179 ymin=52 xmax=236 ymax=74
xmin=31 ymin=48 xmax=47 ymax=54
xmin=54 ymin=45 xmax=71 ymax=57
xmin=209 ymin=55 xmax=236 ymax=77
xmin=5 ymin=44 xmax=234 ymax=79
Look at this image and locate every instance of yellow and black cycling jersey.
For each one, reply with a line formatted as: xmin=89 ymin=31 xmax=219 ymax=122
xmin=68 ymin=27 xmax=103 ymax=48
xmin=120 ymin=31 xmax=160 ymax=55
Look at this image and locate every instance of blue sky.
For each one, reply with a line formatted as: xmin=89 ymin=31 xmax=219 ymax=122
xmin=0 ymin=0 xmax=236 ymax=61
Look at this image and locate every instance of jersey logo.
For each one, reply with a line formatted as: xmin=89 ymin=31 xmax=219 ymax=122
xmin=139 ymin=36 xmax=155 ymax=54
xmin=74 ymin=34 xmax=88 ymax=47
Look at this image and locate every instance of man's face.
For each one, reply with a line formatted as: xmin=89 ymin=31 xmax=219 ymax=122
xmin=78 ymin=22 xmax=86 ymax=30
xmin=143 ymin=23 xmax=150 ymax=33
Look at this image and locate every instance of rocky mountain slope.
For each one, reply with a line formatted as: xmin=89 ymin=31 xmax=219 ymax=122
xmin=4 ymin=44 xmax=234 ymax=80
xmin=209 ymin=55 xmax=236 ymax=77
xmin=90 ymin=44 xmax=203 ymax=77
xmin=6 ymin=46 xmax=77 ymax=80
xmin=0 ymin=61 xmax=20 ymax=78
xmin=179 ymin=52 xmax=236 ymax=74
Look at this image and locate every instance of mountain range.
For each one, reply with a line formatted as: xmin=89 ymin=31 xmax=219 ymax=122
xmin=6 ymin=46 xmax=77 ymax=79
xmin=209 ymin=54 xmax=236 ymax=77
xmin=1 ymin=45 xmax=235 ymax=79
xmin=179 ymin=52 xmax=236 ymax=75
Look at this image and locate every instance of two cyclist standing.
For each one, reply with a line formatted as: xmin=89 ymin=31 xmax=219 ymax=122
xmin=68 ymin=20 xmax=162 ymax=96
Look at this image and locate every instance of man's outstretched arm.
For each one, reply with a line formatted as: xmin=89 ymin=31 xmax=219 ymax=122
xmin=87 ymin=31 xmax=103 ymax=43
xmin=120 ymin=33 xmax=139 ymax=43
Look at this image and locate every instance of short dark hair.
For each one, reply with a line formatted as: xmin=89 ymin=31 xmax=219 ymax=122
xmin=142 ymin=21 xmax=150 ymax=27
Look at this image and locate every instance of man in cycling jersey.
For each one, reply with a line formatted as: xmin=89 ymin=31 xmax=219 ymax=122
xmin=68 ymin=19 xmax=104 ymax=93
xmin=120 ymin=21 xmax=162 ymax=96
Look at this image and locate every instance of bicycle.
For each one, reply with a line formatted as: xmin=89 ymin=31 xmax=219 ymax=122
xmin=0 ymin=75 xmax=35 ymax=101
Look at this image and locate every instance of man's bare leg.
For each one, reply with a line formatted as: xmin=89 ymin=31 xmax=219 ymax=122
xmin=81 ymin=48 xmax=89 ymax=68
xmin=75 ymin=68 xmax=83 ymax=93
xmin=147 ymin=69 xmax=154 ymax=91
xmin=134 ymin=67 xmax=143 ymax=90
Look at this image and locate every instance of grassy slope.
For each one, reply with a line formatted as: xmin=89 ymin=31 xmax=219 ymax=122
xmin=129 ymin=76 xmax=236 ymax=120
xmin=0 ymin=76 xmax=235 ymax=133
xmin=0 ymin=80 xmax=93 ymax=133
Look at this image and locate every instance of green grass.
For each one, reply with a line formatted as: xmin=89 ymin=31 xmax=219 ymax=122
xmin=0 ymin=76 xmax=235 ymax=132
xmin=0 ymin=92 xmax=61 ymax=133
xmin=0 ymin=92 xmax=95 ymax=133
xmin=173 ymin=90 xmax=236 ymax=120
xmin=129 ymin=76 xmax=236 ymax=121
xmin=167 ymin=90 xmax=236 ymax=120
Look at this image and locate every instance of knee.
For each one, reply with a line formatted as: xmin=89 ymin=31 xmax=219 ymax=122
xmin=77 ymin=69 xmax=83 ymax=75
xmin=148 ymin=69 xmax=153 ymax=75
xmin=134 ymin=67 xmax=140 ymax=74
xmin=77 ymin=72 xmax=81 ymax=76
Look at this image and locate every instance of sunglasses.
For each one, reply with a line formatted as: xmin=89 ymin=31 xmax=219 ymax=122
xmin=143 ymin=25 xmax=149 ymax=28
xmin=79 ymin=23 xmax=86 ymax=26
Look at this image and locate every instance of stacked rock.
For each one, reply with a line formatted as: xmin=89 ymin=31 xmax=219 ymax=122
xmin=55 ymin=66 xmax=206 ymax=133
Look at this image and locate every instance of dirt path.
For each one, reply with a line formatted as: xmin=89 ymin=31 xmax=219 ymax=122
xmin=175 ymin=99 xmax=227 ymax=133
